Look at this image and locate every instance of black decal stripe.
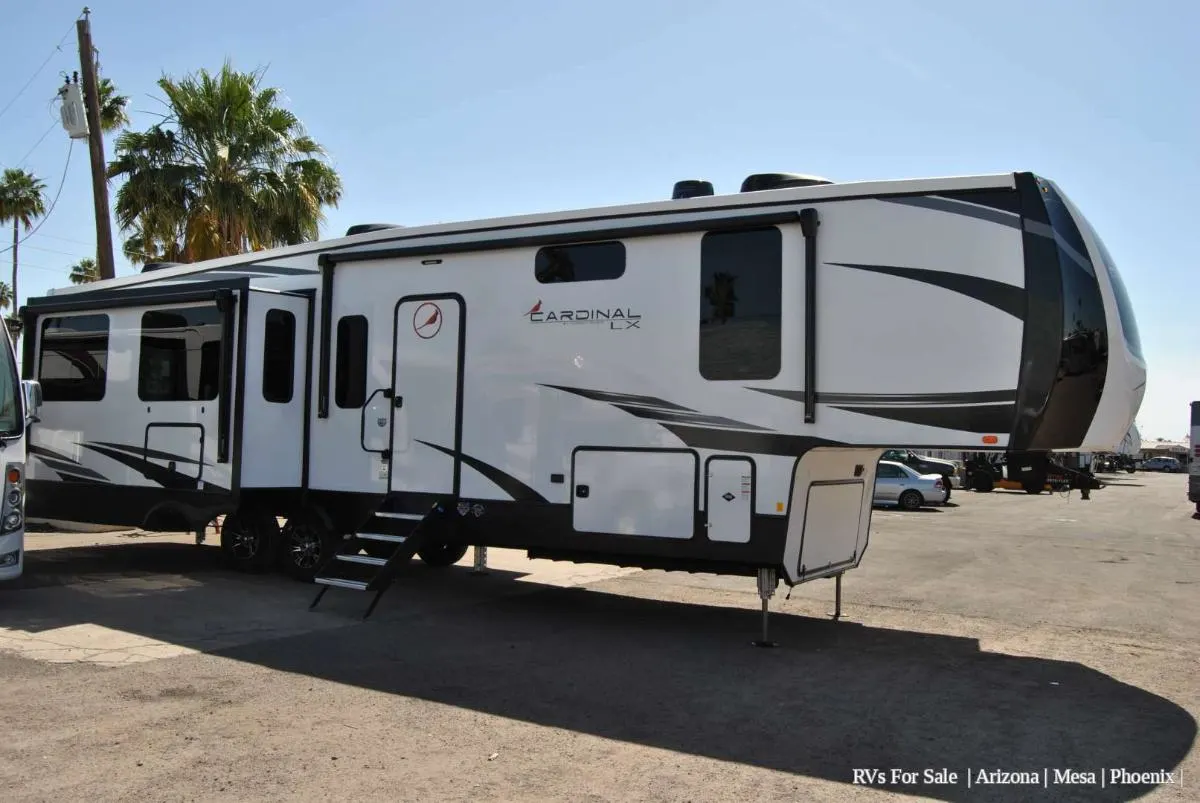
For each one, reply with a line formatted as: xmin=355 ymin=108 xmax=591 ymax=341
xmin=748 ymin=388 xmax=1019 ymax=405
xmin=32 ymin=454 xmax=109 ymax=482
xmin=78 ymin=443 xmax=199 ymax=490
xmin=415 ymin=440 xmax=547 ymax=503
xmin=830 ymin=403 xmax=1016 ymax=434
xmin=540 ymin=384 xmax=695 ymax=412
xmin=49 ymin=469 xmax=109 ymax=485
xmin=612 ymin=404 xmax=771 ymax=431
xmin=90 ymin=441 xmax=203 ymax=466
xmin=661 ymin=424 xmax=838 ymax=456
xmin=829 ymin=262 xmax=1026 ymax=321
xmin=883 ymin=195 xmax=1021 ymax=229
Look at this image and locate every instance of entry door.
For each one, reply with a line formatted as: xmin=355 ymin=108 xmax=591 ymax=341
xmin=389 ymin=295 xmax=463 ymax=495
xmin=240 ymin=291 xmax=310 ymax=488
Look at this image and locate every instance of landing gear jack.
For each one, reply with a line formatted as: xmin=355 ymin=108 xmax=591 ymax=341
xmin=831 ymin=572 xmax=843 ymax=620
xmin=752 ymin=568 xmax=779 ymax=648
xmin=470 ymin=545 xmax=489 ymax=576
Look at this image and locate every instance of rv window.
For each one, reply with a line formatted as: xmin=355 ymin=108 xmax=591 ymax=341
xmin=335 ymin=315 xmax=368 ymax=408
xmin=138 ymin=305 xmax=224 ymax=402
xmin=698 ymin=226 xmax=782 ymax=381
xmin=535 ymin=241 xmax=625 ymax=283
xmin=38 ymin=314 xmax=110 ymax=402
xmin=262 ymin=308 xmax=296 ymax=404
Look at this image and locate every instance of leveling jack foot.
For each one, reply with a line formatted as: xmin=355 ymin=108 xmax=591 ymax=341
xmin=830 ymin=573 xmax=843 ymax=621
xmin=751 ymin=568 xmax=779 ymax=648
xmin=470 ymin=545 xmax=489 ymax=576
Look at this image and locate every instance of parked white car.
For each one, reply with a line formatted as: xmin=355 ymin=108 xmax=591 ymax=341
xmin=873 ymin=460 xmax=950 ymax=510
xmin=1141 ymin=456 xmax=1182 ymax=473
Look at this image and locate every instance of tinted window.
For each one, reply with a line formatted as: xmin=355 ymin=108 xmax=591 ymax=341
xmin=1088 ymin=227 xmax=1143 ymax=361
xmin=335 ymin=315 xmax=368 ymax=408
xmin=38 ymin=314 xmax=109 ymax=401
xmin=139 ymin=305 xmax=223 ymax=402
xmin=1040 ymin=183 xmax=1108 ymax=378
xmin=698 ymin=227 xmax=782 ymax=381
xmin=877 ymin=464 xmax=902 ymax=478
xmin=262 ymin=308 xmax=296 ymax=404
xmin=535 ymin=241 xmax=625 ymax=283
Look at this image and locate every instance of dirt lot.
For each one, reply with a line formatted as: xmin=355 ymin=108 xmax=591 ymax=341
xmin=0 ymin=471 xmax=1196 ymax=802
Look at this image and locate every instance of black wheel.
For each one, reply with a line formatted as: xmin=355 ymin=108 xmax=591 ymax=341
xmin=279 ymin=514 xmax=338 ymax=582
xmin=417 ymin=541 xmax=469 ymax=567
xmin=1024 ymin=486 xmax=1042 ymax=494
xmin=220 ymin=511 xmax=279 ymax=572
xmin=941 ymin=475 xmax=953 ymax=501
xmin=897 ymin=489 xmax=923 ymax=511
xmin=972 ymin=473 xmax=995 ymax=493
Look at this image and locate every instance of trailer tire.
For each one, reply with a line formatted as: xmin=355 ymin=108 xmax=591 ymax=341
xmin=972 ymin=474 xmax=994 ymax=493
xmin=279 ymin=515 xmax=338 ymax=582
xmin=417 ymin=541 xmax=469 ymax=567
xmin=219 ymin=511 xmax=278 ymax=572
xmin=898 ymin=490 xmax=923 ymax=511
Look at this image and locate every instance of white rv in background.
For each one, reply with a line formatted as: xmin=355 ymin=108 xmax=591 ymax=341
xmin=18 ymin=170 xmax=1145 ymax=630
xmin=0 ymin=321 xmax=37 ymax=583
xmin=1190 ymin=402 xmax=1199 ymax=514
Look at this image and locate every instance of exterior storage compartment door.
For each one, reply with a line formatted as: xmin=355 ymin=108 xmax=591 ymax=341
xmin=705 ymin=456 xmax=752 ymax=543
xmin=572 ymin=448 xmax=697 ymax=538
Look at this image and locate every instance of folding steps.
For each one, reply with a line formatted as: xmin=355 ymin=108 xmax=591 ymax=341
xmin=308 ymin=502 xmax=442 ymax=619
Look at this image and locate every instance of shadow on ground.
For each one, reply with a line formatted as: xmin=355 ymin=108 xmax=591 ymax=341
xmin=3 ymin=542 xmax=1196 ymax=802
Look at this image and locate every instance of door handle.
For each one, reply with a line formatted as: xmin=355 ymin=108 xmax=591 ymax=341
xmin=394 ymin=396 xmax=404 ymax=408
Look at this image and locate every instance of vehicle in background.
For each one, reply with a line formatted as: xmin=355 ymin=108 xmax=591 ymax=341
xmin=964 ymin=451 xmax=1103 ymax=498
xmin=1141 ymin=456 xmax=1182 ymax=473
xmin=1094 ymin=453 xmax=1137 ymax=473
xmin=880 ymin=449 xmax=959 ymax=497
xmin=1190 ymin=402 xmax=1199 ymax=514
xmin=0 ymin=321 xmax=35 ymax=583
xmin=873 ymin=460 xmax=948 ymax=510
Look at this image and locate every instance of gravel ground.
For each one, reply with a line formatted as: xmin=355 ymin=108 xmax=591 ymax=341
xmin=0 ymin=470 xmax=1196 ymax=802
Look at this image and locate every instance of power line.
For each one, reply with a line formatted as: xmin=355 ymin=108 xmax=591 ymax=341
xmin=0 ymin=22 xmax=76 ymax=124
xmin=0 ymin=140 xmax=75 ymax=258
xmin=13 ymin=119 xmax=60 ymax=167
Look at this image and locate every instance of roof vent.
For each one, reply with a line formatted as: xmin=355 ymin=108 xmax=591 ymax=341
xmin=739 ymin=172 xmax=833 ymax=193
xmin=345 ymin=223 xmax=403 ymax=237
xmin=141 ymin=261 xmax=182 ymax=273
xmin=672 ymin=179 xmax=715 ymax=200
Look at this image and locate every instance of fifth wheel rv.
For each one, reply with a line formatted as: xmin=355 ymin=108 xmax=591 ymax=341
xmin=19 ymin=170 xmax=1145 ymax=637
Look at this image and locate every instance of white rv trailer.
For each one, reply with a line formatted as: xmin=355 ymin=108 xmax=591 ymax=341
xmin=19 ymin=170 xmax=1145 ymax=632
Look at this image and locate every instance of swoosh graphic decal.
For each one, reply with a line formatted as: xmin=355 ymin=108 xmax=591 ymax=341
xmin=78 ymin=443 xmax=201 ymax=490
xmin=415 ymin=440 xmax=547 ymax=503
xmin=660 ymin=425 xmax=839 ymax=456
xmin=748 ymin=388 xmax=1019 ymax=406
xmin=829 ymin=262 xmax=1026 ymax=321
xmin=830 ymin=403 xmax=1016 ymax=434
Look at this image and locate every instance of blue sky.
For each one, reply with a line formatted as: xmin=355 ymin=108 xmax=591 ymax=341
xmin=1 ymin=0 xmax=1196 ymax=441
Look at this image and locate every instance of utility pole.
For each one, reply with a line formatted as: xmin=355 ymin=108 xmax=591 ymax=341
xmin=76 ymin=7 xmax=116 ymax=280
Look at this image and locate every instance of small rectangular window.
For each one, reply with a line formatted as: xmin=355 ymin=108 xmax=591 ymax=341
xmin=38 ymin=314 xmax=110 ymax=402
xmin=334 ymin=315 xmax=368 ymax=408
xmin=262 ymin=308 xmax=296 ymax=404
xmin=535 ymin=241 xmax=625 ymax=283
xmin=698 ymin=227 xmax=782 ymax=381
xmin=139 ymin=305 xmax=224 ymax=402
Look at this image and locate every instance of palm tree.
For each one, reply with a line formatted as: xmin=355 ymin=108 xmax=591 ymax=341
xmin=69 ymin=257 xmax=101 ymax=284
xmin=0 ymin=168 xmax=47 ymax=314
xmin=107 ymin=61 xmax=342 ymax=264
xmin=0 ymin=282 xmax=11 ymax=312
xmin=97 ymin=77 xmax=130 ymax=133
